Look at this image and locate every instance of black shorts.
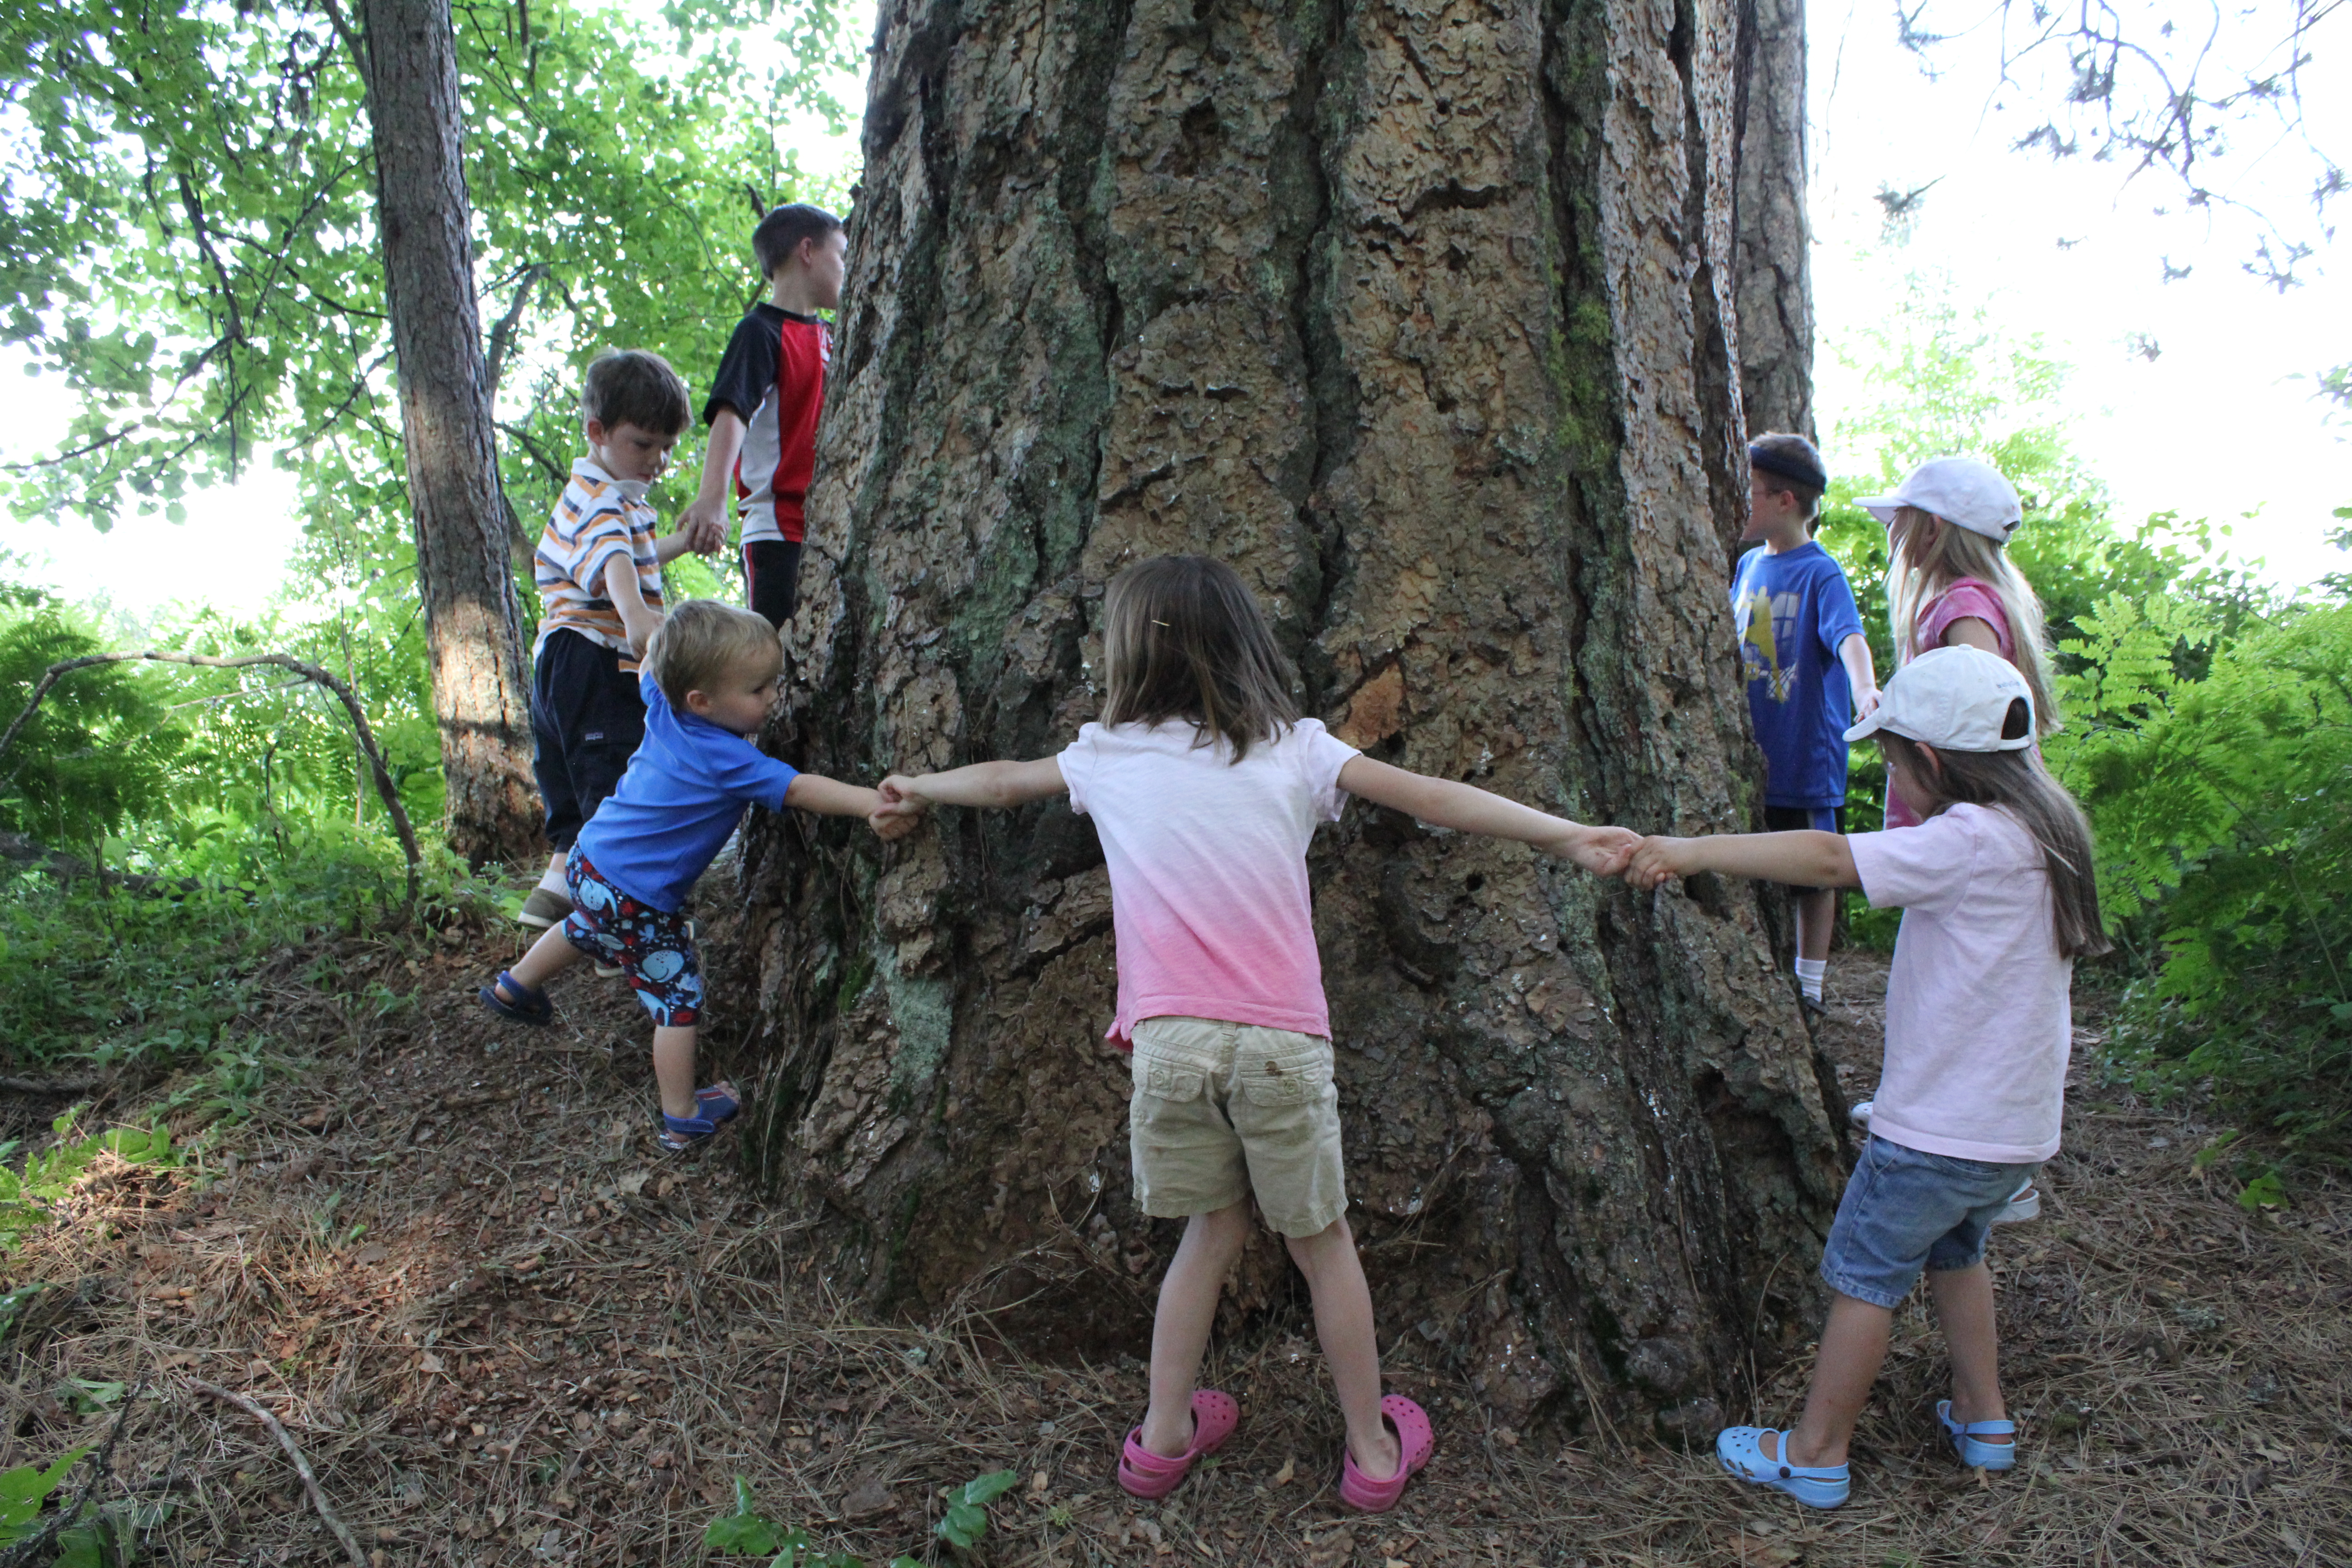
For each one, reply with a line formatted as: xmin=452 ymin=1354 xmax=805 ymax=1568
xmin=1763 ymin=804 xmax=1845 ymax=894
xmin=743 ymin=539 xmax=804 ymax=628
xmin=530 ymin=628 xmax=646 ymax=852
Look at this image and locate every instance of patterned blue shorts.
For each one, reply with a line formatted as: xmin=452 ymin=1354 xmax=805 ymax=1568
xmin=562 ymin=849 xmax=702 ymax=1027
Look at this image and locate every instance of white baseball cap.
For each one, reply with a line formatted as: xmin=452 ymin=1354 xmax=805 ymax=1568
xmin=1854 ymin=456 xmax=2024 ymax=541
xmin=1844 ymin=645 xmax=2035 ymax=751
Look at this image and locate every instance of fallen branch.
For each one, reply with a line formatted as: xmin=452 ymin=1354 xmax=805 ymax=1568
xmin=0 ymin=652 xmax=422 ymax=905
xmin=191 ymin=1380 xmax=370 ymax=1568
xmin=0 ymin=1074 xmax=99 ymax=1096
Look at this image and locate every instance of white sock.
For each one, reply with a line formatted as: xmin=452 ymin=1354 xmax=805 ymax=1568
xmin=1794 ymin=957 xmax=1826 ymax=1003
xmin=537 ymin=864 xmax=570 ymax=896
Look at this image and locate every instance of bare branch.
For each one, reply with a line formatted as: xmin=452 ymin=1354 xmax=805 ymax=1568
xmin=191 ymin=1381 xmax=370 ymax=1568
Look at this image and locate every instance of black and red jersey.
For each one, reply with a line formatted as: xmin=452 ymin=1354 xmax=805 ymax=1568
xmin=703 ymin=303 xmax=830 ymax=545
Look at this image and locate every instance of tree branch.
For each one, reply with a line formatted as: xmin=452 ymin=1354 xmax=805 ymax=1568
xmin=191 ymin=1381 xmax=370 ymax=1568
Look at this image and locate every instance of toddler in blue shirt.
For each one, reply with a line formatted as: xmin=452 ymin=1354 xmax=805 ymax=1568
xmin=480 ymin=599 xmax=911 ymax=1151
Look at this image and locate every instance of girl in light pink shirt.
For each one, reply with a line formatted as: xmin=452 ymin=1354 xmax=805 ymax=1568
xmin=1856 ymin=456 xmax=2063 ymax=827
xmin=878 ymin=555 xmax=1637 ymax=1513
xmin=1626 ymin=645 xmax=2110 ymax=1510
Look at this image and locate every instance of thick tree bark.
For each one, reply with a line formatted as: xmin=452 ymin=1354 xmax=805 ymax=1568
xmin=353 ymin=0 xmax=539 ymax=867
xmin=725 ymin=0 xmax=1846 ymax=1433
xmin=1730 ymin=0 xmax=1814 ymax=438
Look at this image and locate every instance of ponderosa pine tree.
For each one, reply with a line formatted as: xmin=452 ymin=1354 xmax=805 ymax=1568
xmin=722 ymin=0 xmax=1851 ymax=1432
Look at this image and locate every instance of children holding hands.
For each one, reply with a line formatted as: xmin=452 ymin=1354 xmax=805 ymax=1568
xmin=1628 ymin=643 xmax=2108 ymax=1507
xmin=874 ymin=555 xmax=1640 ymax=1511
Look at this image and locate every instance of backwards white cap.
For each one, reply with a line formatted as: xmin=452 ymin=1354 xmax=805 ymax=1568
xmin=1844 ymin=645 xmax=2035 ymax=752
xmin=1854 ymin=456 xmax=2024 ymax=542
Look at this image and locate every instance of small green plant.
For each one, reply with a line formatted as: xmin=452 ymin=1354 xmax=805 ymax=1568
xmin=0 ymin=1112 xmax=177 ymax=1252
xmin=705 ymin=1470 xmax=1018 ymax=1566
xmin=0 ymin=1441 xmax=171 ymax=1565
xmin=933 ymin=1470 xmax=1019 ymax=1551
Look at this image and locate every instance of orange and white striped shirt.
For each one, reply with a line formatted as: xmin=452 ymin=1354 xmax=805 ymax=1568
xmin=534 ymin=458 xmax=665 ymax=657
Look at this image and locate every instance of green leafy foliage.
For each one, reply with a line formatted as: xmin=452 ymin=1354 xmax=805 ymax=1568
xmin=0 ymin=1440 xmax=173 ymax=1565
xmin=0 ymin=1112 xmax=176 ymax=1252
xmin=2053 ymin=602 xmax=2352 ymax=1152
xmin=706 ymin=1471 xmax=1010 ymax=1565
xmin=934 ymin=1470 xmax=1019 ymax=1551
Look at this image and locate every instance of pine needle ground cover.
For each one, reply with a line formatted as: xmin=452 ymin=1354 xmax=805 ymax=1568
xmin=0 ymin=935 xmax=2343 ymax=1568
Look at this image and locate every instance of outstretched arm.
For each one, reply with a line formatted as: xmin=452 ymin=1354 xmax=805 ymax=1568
xmin=1625 ymin=830 xmax=1859 ymax=893
xmin=1336 ymin=756 xmax=1640 ymax=875
xmin=877 ymin=756 xmax=1069 ymax=814
xmin=1838 ymin=632 xmax=1880 ymax=719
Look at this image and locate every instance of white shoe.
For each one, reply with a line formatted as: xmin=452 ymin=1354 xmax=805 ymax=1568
xmin=1990 ymin=1182 xmax=2040 ymax=1225
xmin=1848 ymin=1099 xmax=1874 ymax=1130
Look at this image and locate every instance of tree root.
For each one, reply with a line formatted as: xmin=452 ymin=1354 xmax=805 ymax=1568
xmin=191 ymin=1379 xmax=371 ymax=1568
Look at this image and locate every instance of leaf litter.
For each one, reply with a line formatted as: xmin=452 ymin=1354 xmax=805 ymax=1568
xmin=0 ymin=937 xmax=2344 ymax=1564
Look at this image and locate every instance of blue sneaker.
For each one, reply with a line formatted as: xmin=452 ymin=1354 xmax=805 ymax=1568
xmin=1937 ymin=1401 xmax=2018 ymax=1470
xmin=1715 ymin=1426 xmax=1850 ymax=1508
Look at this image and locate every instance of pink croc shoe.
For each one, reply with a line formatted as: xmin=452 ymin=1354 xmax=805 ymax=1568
xmin=1338 ymin=1394 xmax=1435 ymax=1512
xmin=1116 ymin=1389 xmax=1240 ymax=1501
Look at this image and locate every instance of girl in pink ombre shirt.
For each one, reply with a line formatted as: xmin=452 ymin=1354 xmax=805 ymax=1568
xmin=878 ymin=555 xmax=1637 ymax=1515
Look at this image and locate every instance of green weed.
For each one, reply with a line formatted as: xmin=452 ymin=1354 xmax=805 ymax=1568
xmin=0 ymin=1112 xmax=177 ymax=1253
xmin=704 ymin=1468 xmax=1018 ymax=1565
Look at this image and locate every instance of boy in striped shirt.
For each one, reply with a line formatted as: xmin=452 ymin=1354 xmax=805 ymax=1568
xmin=519 ymin=350 xmax=711 ymax=930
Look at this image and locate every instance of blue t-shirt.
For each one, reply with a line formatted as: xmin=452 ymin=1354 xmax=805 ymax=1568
xmin=1732 ymin=541 xmax=1867 ymax=808
xmin=574 ymin=674 xmax=799 ymax=911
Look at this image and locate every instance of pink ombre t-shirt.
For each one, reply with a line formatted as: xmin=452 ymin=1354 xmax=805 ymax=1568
xmin=1886 ymin=578 xmax=2015 ymax=828
xmin=1057 ymin=718 xmax=1357 ymax=1047
xmin=1848 ymin=804 xmax=2073 ymax=1163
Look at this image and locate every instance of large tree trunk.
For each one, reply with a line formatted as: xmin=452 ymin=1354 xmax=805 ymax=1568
xmin=354 ymin=0 xmax=539 ymax=867
xmin=727 ymin=0 xmax=1846 ymax=1433
xmin=1730 ymin=0 xmax=1814 ymax=438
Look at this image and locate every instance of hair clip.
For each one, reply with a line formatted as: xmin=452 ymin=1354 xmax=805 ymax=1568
xmin=1152 ymin=619 xmax=1169 ymax=627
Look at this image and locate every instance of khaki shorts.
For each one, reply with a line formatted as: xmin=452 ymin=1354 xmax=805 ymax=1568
xmin=1128 ymin=1015 xmax=1347 ymax=1237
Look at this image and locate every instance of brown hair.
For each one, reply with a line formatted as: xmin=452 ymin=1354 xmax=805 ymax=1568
xmin=645 ymin=598 xmax=779 ymax=710
xmin=1100 ymin=556 xmax=1299 ymax=762
xmin=1748 ymin=431 xmax=1826 ymax=523
xmin=1887 ymin=505 xmax=2061 ymax=735
xmin=1878 ymin=720 xmax=2111 ymax=959
xmin=753 ymin=203 xmax=844 ymax=280
xmin=582 ymin=349 xmax=691 ymax=437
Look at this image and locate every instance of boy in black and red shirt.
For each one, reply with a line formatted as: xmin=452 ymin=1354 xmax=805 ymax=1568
xmin=680 ymin=203 xmax=846 ymax=628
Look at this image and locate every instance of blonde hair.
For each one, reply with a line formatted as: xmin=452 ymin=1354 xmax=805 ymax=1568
xmin=644 ymin=598 xmax=779 ymax=708
xmin=1101 ymin=556 xmax=1298 ymax=762
xmin=1887 ymin=506 xmax=2062 ymax=736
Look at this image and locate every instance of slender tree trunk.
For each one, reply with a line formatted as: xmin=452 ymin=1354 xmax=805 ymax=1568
xmin=353 ymin=0 xmax=539 ymax=867
xmin=1730 ymin=0 xmax=1815 ymax=438
xmin=726 ymin=0 xmax=1846 ymax=1434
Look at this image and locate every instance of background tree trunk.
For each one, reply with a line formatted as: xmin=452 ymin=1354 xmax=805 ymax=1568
xmin=354 ymin=0 xmax=539 ymax=867
xmin=723 ymin=0 xmax=1847 ymax=1433
xmin=1730 ymin=0 xmax=1815 ymax=438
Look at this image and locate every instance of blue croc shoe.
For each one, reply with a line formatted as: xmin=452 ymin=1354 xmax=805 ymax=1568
xmin=1936 ymin=1401 xmax=2018 ymax=1470
xmin=1715 ymin=1427 xmax=1850 ymax=1509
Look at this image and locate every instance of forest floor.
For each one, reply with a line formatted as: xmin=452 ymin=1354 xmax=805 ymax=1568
xmin=1 ymin=916 xmax=2348 ymax=1568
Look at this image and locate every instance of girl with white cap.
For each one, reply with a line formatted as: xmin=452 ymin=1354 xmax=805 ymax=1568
xmin=1625 ymin=645 xmax=2110 ymax=1508
xmin=1857 ymin=455 xmax=2062 ymax=829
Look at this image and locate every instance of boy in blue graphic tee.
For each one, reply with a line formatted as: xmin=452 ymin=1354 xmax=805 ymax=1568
xmin=478 ymin=600 xmax=915 ymax=1153
xmin=1732 ymin=433 xmax=1880 ymax=1013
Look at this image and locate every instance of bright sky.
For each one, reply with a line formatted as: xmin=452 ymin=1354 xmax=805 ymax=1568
xmin=4 ymin=0 xmax=2344 ymax=612
xmin=1810 ymin=0 xmax=2352 ymax=588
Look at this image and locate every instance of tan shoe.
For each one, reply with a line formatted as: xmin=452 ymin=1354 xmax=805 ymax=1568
xmin=517 ymin=887 xmax=573 ymax=929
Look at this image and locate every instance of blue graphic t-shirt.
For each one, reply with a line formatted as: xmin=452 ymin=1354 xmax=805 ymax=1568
xmin=1731 ymin=541 xmax=1867 ymax=808
xmin=574 ymin=674 xmax=799 ymax=911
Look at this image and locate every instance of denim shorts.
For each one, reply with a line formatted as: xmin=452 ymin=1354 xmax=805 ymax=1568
xmin=1820 ymin=1135 xmax=2039 ymax=1309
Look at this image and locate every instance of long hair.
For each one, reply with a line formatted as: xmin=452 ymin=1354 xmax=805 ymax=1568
xmin=1100 ymin=556 xmax=1299 ymax=762
xmin=1879 ymin=716 xmax=2111 ymax=959
xmin=1887 ymin=506 xmax=2062 ymax=736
